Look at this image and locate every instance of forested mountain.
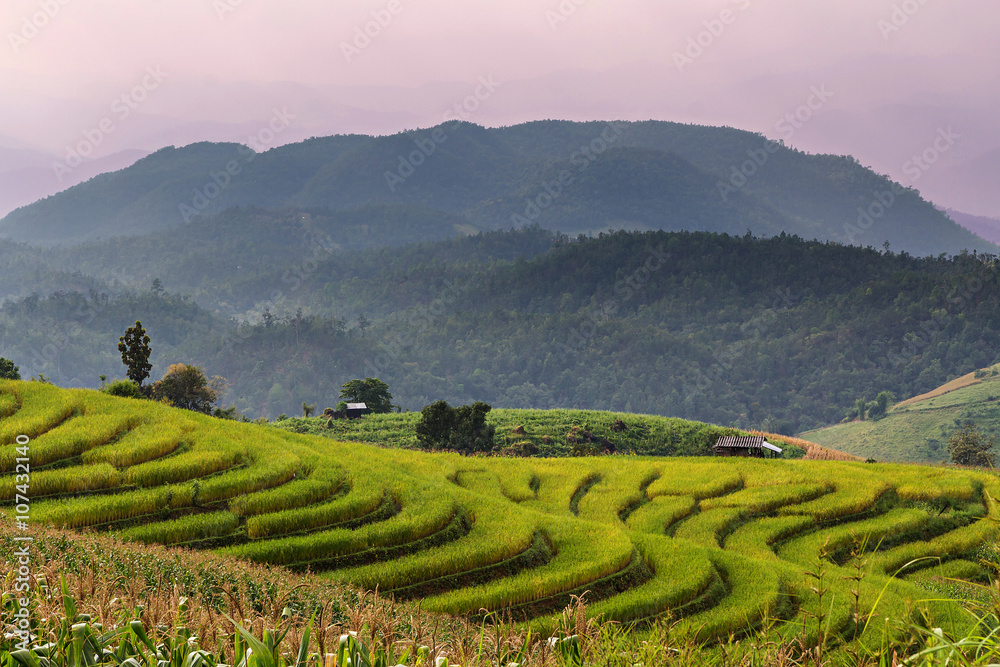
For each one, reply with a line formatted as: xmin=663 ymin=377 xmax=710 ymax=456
xmin=1 ymin=120 xmax=992 ymax=257
xmin=2 ymin=228 xmax=999 ymax=443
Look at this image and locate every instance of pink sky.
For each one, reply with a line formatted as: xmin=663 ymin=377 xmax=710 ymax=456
xmin=1 ymin=0 xmax=999 ymax=215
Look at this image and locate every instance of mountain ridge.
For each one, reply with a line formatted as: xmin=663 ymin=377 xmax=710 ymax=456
xmin=1 ymin=120 xmax=994 ymax=257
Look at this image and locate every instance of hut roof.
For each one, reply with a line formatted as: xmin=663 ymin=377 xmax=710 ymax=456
xmin=714 ymin=435 xmax=782 ymax=453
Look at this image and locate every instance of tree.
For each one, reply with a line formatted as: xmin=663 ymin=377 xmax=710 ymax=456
xmin=949 ymin=424 xmax=997 ymax=467
xmin=0 ymin=357 xmax=20 ymax=381
xmin=118 ymin=321 xmax=152 ymax=387
xmin=339 ymin=377 xmax=393 ymax=413
xmin=867 ymin=391 xmax=895 ymax=420
xmin=854 ymin=398 xmax=867 ymax=421
xmin=451 ymin=401 xmax=496 ymax=454
xmin=151 ymin=364 xmax=226 ymax=414
xmin=302 ymin=402 xmax=315 ymax=418
xmin=151 ymin=278 xmax=164 ymax=295
xmin=415 ymin=400 xmax=496 ymax=454
xmin=416 ymin=400 xmax=455 ymax=450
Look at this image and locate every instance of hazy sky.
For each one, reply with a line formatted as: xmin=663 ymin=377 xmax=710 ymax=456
xmin=1 ymin=0 xmax=999 ymax=214
xmin=1 ymin=1 xmax=994 ymax=88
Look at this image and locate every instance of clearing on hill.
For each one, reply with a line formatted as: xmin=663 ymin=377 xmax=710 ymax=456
xmin=802 ymin=364 xmax=1000 ymax=462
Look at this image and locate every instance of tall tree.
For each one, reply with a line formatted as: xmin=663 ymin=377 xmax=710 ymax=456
xmin=339 ymin=377 xmax=394 ymax=413
xmin=949 ymin=423 xmax=997 ymax=468
xmin=118 ymin=321 xmax=152 ymax=387
xmin=0 ymin=357 xmax=20 ymax=380
xmin=151 ymin=363 xmax=226 ymax=413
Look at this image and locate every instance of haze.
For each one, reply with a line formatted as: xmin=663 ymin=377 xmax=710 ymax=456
xmin=1 ymin=0 xmax=999 ymax=217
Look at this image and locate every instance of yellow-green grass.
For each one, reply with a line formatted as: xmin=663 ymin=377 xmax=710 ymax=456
xmin=676 ymin=550 xmax=787 ymax=641
xmin=673 ymin=507 xmax=747 ymax=548
xmin=0 ymin=387 xmax=19 ymax=419
xmin=584 ymin=532 xmax=716 ymax=624
xmin=245 ymin=473 xmax=383 ymax=539
xmin=219 ymin=480 xmax=456 ymax=566
xmin=575 ymin=464 xmax=660 ymax=524
xmin=777 ymin=507 xmax=929 ymax=566
xmin=904 ymin=558 xmax=983 ymax=582
xmin=83 ymin=423 xmax=186 ymax=468
xmin=2 ymin=378 xmax=997 ymax=649
xmin=420 ymin=514 xmax=634 ymax=614
xmin=725 ymin=515 xmax=815 ymax=560
xmin=0 ymin=462 xmax=122 ymax=501
xmin=625 ymin=495 xmax=696 ymax=534
xmin=776 ymin=464 xmax=891 ymax=521
xmin=120 ymin=510 xmax=240 ymax=545
xmin=701 ymin=482 xmax=830 ymax=514
xmin=646 ymin=462 xmax=742 ymax=499
xmin=869 ymin=517 xmax=1000 ymax=576
xmin=0 ymin=382 xmax=79 ymax=445
xmin=518 ymin=465 xmax=601 ymax=517
xmin=123 ymin=450 xmax=238 ymax=487
xmin=231 ymin=466 xmax=346 ymax=517
xmin=325 ymin=491 xmax=538 ymax=591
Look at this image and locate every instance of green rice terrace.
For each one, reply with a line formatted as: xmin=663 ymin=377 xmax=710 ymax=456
xmin=3 ymin=379 xmax=1000 ymax=654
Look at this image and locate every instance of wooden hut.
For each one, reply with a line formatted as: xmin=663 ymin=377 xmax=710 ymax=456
xmin=345 ymin=403 xmax=370 ymax=419
xmin=713 ymin=435 xmax=782 ymax=458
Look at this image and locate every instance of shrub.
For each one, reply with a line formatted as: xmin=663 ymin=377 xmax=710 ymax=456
xmin=416 ymin=400 xmax=496 ymax=454
xmin=101 ymin=379 xmax=143 ymax=399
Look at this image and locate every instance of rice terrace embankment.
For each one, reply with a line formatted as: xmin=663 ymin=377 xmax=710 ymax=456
xmin=2 ymin=379 xmax=999 ymax=653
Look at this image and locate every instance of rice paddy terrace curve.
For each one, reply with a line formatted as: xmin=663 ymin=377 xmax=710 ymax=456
xmin=2 ymin=379 xmax=999 ymax=651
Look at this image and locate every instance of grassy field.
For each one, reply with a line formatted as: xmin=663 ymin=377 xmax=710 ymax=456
xmin=3 ymin=379 xmax=999 ymax=659
xmin=272 ymin=408 xmax=814 ymax=458
xmin=801 ymin=364 xmax=1000 ymax=462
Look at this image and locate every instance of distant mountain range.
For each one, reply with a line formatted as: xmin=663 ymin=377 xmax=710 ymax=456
xmin=943 ymin=208 xmax=1000 ymax=246
xmin=1 ymin=120 xmax=995 ymax=258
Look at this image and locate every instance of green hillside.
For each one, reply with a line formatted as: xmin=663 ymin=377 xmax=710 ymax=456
xmin=4 ymin=229 xmax=1000 ymax=430
xmin=1 ymin=120 xmax=993 ymax=257
xmin=272 ymin=407 xmax=807 ymax=458
xmin=3 ymin=380 xmax=999 ymax=652
xmin=801 ymin=365 xmax=1000 ymax=463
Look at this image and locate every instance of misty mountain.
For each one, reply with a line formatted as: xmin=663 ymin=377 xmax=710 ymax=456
xmin=1 ymin=120 xmax=993 ymax=257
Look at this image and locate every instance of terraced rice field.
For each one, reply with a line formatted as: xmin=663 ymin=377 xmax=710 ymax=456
xmin=2 ymin=380 xmax=998 ymax=652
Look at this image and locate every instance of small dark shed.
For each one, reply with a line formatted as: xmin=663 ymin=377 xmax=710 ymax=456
xmin=713 ymin=435 xmax=783 ymax=458
xmin=345 ymin=403 xmax=370 ymax=419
